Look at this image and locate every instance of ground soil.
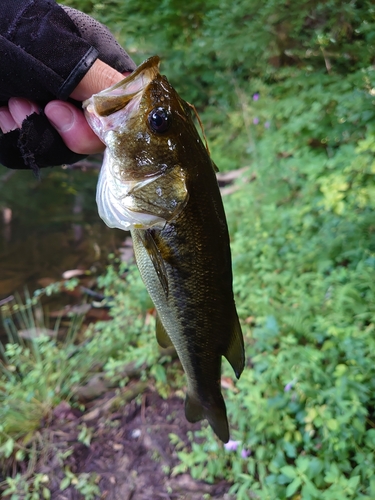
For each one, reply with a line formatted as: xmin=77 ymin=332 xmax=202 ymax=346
xmin=28 ymin=388 xmax=234 ymax=500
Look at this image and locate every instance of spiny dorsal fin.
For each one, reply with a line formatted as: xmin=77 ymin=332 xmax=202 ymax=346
xmin=186 ymin=101 xmax=211 ymax=156
xmin=211 ymin=160 xmax=219 ymax=173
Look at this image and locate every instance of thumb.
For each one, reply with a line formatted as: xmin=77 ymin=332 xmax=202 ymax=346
xmin=45 ymin=60 xmax=132 ymax=154
xmin=45 ymin=101 xmax=105 ymax=154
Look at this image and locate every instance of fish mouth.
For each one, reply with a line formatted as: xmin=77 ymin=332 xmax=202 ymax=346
xmin=83 ymin=56 xmax=164 ymax=231
xmin=83 ymin=56 xmax=160 ymax=137
xmin=84 ymin=56 xmax=187 ymax=231
xmin=89 ymin=55 xmax=160 ymax=117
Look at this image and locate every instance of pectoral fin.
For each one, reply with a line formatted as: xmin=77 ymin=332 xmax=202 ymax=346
xmin=139 ymin=229 xmax=169 ymax=296
xmin=155 ymin=314 xmax=173 ymax=348
xmin=223 ymin=312 xmax=245 ymax=379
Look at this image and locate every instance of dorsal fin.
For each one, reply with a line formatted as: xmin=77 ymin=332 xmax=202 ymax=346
xmin=211 ymin=160 xmax=219 ymax=173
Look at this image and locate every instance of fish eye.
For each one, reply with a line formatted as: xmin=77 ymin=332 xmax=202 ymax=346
xmin=148 ymin=108 xmax=171 ymax=133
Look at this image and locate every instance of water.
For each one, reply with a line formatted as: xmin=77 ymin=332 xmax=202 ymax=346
xmin=0 ymin=159 xmax=125 ymax=301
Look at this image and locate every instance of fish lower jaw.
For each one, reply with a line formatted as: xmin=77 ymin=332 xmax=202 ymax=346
xmin=97 ymin=202 xmax=166 ymax=231
xmin=97 ymin=186 xmax=167 ymax=230
xmin=96 ymin=155 xmax=166 ymax=231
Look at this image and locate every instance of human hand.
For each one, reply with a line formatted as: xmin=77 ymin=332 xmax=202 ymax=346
xmin=0 ymin=60 xmax=131 ymax=155
xmin=0 ymin=2 xmax=136 ymax=171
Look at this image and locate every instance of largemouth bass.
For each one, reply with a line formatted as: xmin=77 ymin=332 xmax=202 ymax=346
xmin=83 ymin=56 xmax=244 ymax=443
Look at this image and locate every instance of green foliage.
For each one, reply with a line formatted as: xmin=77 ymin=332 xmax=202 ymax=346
xmin=59 ymin=468 xmax=100 ymax=499
xmin=0 ymin=467 xmax=100 ymax=500
xmin=63 ymin=1 xmax=374 ymax=496
xmin=69 ymin=0 xmax=375 ymax=87
xmin=90 ymin=262 xmax=158 ymax=374
xmin=4 ymin=1 xmax=375 ymax=497
xmin=63 ymin=0 xmax=375 ymax=173
xmin=172 ymin=42 xmax=374 ymax=495
xmin=0 ymin=295 xmax=92 ymax=466
xmin=168 ymin=21 xmax=374 ymax=498
xmin=0 ymin=269 xmax=160 ymax=496
xmin=1 ymin=473 xmax=51 ymax=500
xmin=87 ymin=261 xmax=181 ymax=397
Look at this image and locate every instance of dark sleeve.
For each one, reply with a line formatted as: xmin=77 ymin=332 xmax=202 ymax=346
xmin=0 ymin=0 xmax=99 ymax=103
xmin=0 ymin=0 xmax=136 ymax=173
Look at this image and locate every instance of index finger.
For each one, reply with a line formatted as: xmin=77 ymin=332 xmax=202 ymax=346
xmin=70 ymin=59 xmax=131 ymax=101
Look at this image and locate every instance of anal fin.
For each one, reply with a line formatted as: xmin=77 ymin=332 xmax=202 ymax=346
xmin=185 ymin=393 xmax=204 ymax=423
xmin=224 ymin=312 xmax=245 ymax=379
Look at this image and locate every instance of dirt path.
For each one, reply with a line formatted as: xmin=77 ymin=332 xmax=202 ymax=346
xmin=33 ymin=389 xmax=233 ymax=500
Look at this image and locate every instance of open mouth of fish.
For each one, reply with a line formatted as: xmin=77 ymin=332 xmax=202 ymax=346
xmin=83 ymin=57 xmax=183 ymax=231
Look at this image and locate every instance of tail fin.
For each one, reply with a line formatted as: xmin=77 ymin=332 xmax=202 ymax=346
xmin=185 ymin=393 xmax=229 ymax=443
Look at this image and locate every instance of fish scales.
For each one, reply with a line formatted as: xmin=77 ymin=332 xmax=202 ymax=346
xmin=83 ymin=56 xmax=245 ymax=443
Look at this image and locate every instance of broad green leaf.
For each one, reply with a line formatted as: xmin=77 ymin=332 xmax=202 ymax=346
xmin=286 ymin=477 xmax=302 ymax=498
xmin=281 ymin=466 xmax=297 ymax=479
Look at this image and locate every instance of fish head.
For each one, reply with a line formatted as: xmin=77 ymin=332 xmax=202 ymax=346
xmin=83 ymin=56 xmax=201 ymax=231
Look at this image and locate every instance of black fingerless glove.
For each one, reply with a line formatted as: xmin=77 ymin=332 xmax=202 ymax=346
xmin=0 ymin=0 xmax=136 ymax=173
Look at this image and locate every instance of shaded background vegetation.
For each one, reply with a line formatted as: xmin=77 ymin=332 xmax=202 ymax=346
xmin=1 ymin=1 xmax=375 ymax=498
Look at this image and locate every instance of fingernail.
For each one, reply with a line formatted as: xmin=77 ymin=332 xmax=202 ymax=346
xmin=45 ymin=102 xmax=74 ymax=132
xmin=8 ymin=97 xmax=38 ymax=128
xmin=0 ymin=108 xmax=17 ymax=133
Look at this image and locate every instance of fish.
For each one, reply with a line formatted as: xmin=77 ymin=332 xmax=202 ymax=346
xmin=83 ymin=56 xmax=245 ymax=443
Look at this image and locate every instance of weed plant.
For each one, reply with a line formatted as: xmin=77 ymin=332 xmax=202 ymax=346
xmin=76 ymin=1 xmax=375 ymax=497
xmin=1 ymin=0 xmax=375 ymax=498
xmin=0 ymin=288 xmax=105 ymax=498
xmin=0 ymin=270 xmax=173 ymax=497
xmin=0 ymin=292 xmax=87 ymax=457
